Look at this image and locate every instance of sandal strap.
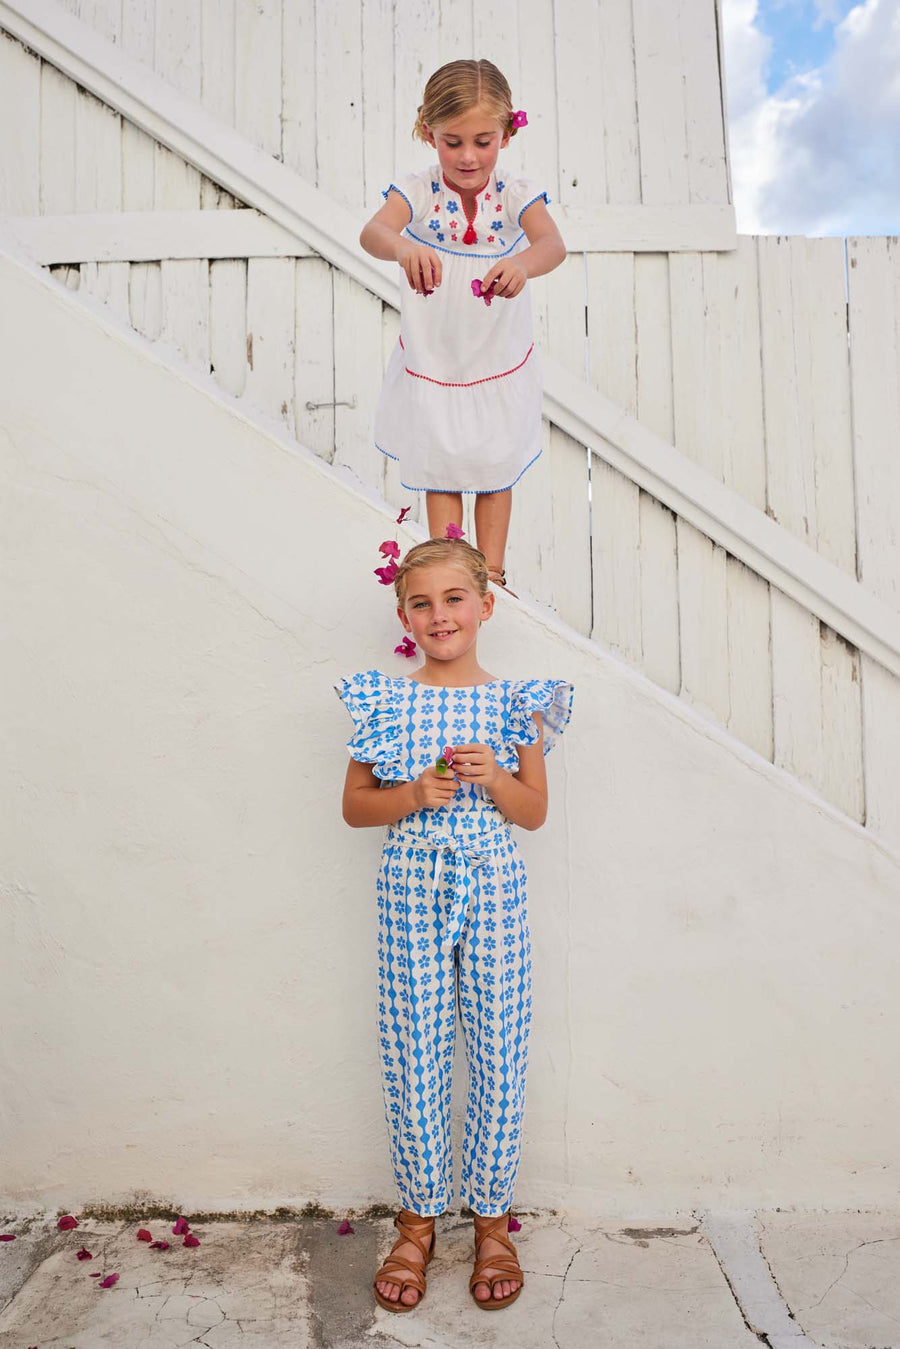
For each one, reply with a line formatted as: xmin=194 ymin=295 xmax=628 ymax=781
xmin=470 ymin=1214 xmax=524 ymax=1290
xmin=374 ymin=1213 xmax=434 ymax=1295
xmin=375 ymin=1252 xmax=428 ymax=1295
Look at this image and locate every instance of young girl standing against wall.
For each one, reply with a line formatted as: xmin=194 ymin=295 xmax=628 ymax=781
xmin=336 ymin=538 xmax=572 ymax=1311
xmin=360 ymin=61 xmax=566 ymax=591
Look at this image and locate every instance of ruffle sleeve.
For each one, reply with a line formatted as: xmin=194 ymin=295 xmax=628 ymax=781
xmin=496 ymin=679 xmax=574 ymax=770
xmin=501 ymin=176 xmax=551 ymax=227
xmin=381 ymin=170 xmax=433 ymax=225
xmin=334 ymin=671 xmax=406 ymax=782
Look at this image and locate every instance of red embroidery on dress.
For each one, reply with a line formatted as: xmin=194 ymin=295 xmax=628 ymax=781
xmin=487 ymin=235 xmax=495 ymax=242
xmin=403 ymin=344 xmax=534 ymax=388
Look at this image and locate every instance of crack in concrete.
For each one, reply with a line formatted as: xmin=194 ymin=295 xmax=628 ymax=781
xmin=795 ymin=1236 xmax=900 ymax=1315
xmin=551 ymin=1222 xmax=583 ymax=1349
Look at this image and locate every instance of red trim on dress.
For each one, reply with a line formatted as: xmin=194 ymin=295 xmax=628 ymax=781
xmin=398 ymin=339 xmax=535 ymax=388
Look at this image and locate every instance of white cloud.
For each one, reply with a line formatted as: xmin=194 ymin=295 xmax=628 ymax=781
xmin=722 ymin=0 xmax=900 ymax=234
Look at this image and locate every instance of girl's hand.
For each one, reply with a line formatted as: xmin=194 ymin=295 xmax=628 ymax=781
xmin=412 ymin=764 xmax=459 ymax=810
xmin=478 ymin=259 xmax=527 ymax=299
xmin=399 ymin=242 xmax=443 ymax=295
xmin=448 ymin=743 xmax=502 ymax=789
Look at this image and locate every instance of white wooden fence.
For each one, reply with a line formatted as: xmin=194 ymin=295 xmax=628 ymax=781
xmin=1 ymin=21 xmax=899 ymax=848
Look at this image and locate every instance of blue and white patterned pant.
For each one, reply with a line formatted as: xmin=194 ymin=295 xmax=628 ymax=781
xmin=376 ymin=816 xmax=533 ymax=1216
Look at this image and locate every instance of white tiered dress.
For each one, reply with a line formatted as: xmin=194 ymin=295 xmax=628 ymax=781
xmin=374 ymin=164 xmax=550 ymax=495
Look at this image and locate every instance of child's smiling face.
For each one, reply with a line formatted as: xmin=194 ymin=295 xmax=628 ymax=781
xmin=425 ymin=105 xmax=511 ymax=196
xmin=397 ymin=561 xmax=493 ymax=664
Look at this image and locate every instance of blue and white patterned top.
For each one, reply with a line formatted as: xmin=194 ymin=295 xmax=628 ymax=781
xmin=335 ymin=671 xmax=573 ymax=832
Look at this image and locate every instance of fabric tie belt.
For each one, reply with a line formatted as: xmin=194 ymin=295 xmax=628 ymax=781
xmin=391 ymin=824 xmax=510 ymax=952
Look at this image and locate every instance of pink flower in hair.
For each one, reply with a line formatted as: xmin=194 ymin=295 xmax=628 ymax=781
xmin=511 ymin=110 xmax=528 ymax=128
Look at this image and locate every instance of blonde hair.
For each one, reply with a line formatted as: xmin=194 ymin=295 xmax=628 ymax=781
xmin=413 ymin=60 xmax=518 ymax=142
xmin=394 ymin=538 xmax=489 ymax=603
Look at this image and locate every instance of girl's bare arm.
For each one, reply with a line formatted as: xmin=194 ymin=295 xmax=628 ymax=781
xmin=342 ymin=756 xmax=459 ymax=828
xmin=359 ymin=192 xmax=443 ymax=293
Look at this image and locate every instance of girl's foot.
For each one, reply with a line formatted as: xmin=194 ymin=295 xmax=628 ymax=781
xmin=470 ymin=1213 xmax=524 ymax=1309
xmin=487 ymin=567 xmax=518 ymax=598
xmin=373 ymin=1210 xmax=435 ymax=1312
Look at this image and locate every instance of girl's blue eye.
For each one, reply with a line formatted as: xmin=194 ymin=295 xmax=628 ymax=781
xmin=413 ymin=600 xmax=430 ymax=609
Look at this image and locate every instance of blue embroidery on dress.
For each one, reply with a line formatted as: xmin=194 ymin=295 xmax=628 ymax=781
xmin=431 ymin=180 xmax=440 ymax=192
xmin=445 ymin=200 xmax=459 ymax=213
xmin=496 ymin=179 xmax=505 ymax=191
xmin=491 ymin=220 xmax=503 ymax=230
xmin=428 ymin=219 xmax=440 ymax=231
xmin=436 ymin=232 xmax=445 ymax=241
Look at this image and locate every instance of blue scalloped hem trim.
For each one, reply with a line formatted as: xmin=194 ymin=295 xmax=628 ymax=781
xmin=375 ymin=442 xmax=542 ymax=494
xmin=382 ymin=184 xmax=414 ymax=223
xmin=404 ymin=227 xmax=526 ymax=259
xmin=518 ymin=191 xmax=551 ymax=223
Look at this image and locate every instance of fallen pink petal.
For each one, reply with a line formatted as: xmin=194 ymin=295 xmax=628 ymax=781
xmin=56 ymin=1216 xmax=78 ymax=1231
xmin=470 ymin=278 xmax=495 ymax=307
xmin=378 ymin=540 xmax=400 ymax=559
xmin=444 ymin=523 xmax=465 ymax=540
xmin=89 ymin=1272 xmax=102 ymax=1277
xmin=76 ymin=1248 xmax=93 ymax=1261
xmin=99 ymin=1273 xmax=119 ymax=1289
xmin=172 ymin=1217 xmax=190 ymax=1235
xmin=183 ymin=1234 xmax=201 ymax=1248
xmin=508 ymin=1216 xmax=522 ymax=1232
xmin=396 ymin=506 xmax=412 ymax=524
xmin=337 ymin=1220 xmax=354 ymax=1235
xmin=374 ymin=560 xmax=399 ymax=585
xmin=136 ymin=1229 xmax=152 ymax=1242
xmin=394 ymin=636 xmax=417 ymax=658
xmin=149 ymin=1240 xmax=170 ymax=1251
xmin=0 ymin=1235 xmax=15 ymax=1241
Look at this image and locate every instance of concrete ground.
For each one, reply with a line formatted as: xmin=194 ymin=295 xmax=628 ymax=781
xmin=1 ymin=1209 xmax=899 ymax=1348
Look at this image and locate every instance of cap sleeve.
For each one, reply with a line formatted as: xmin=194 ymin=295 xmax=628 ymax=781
xmin=381 ymin=169 xmax=432 ymax=225
xmin=502 ymin=679 xmax=573 ymax=762
xmin=501 ymin=176 xmax=551 ymax=227
xmin=334 ymin=671 xmax=405 ymax=782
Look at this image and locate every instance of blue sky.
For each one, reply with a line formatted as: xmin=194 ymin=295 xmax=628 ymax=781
xmin=721 ymin=0 xmax=900 ymax=234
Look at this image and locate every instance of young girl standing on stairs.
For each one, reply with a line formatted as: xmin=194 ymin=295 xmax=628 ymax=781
xmin=360 ymin=60 xmax=566 ymax=593
xmin=336 ymin=537 xmax=572 ymax=1312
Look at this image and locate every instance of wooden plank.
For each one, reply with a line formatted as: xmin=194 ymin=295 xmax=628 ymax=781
xmin=598 ymin=0 xmax=640 ymax=205
xmin=122 ymin=123 xmax=156 ymax=209
xmin=154 ymin=0 xmax=201 ymax=97
xmin=676 ymin=519 xmax=730 ymax=724
xmin=128 ymin=258 xmax=162 ymax=339
xmin=295 ymin=255 xmax=336 ymax=462
xmin=244 ymin=256 xmax=296 ymax=430
xmin=819 ymin=625 xmax=864 ymax=822
xmin=505 ymin=420 xmax=554 ymax=609
xmin=154 ymin=144 xmax=201 ymax=209
xmin=552 ymin=203 xmax=737 ymax=252
xmin=554 ymin=0 xmax=605 ymax=208
xmin=235 ymin=0 xmax=281 ymax=156
xmin=209 ymin=257 xmax=247 ymax=398
xmin=861 ymin=656 xmax=900 ymax=852
xmin=121 ymin=0 xmax=155 ymax=65
xmin=516 ymin=0 xmax=558 ymax=202
xmin=333 ymin=269 xmax=384 ymax=492
xmin=549 ymin=427 xmax=591 ymax=634
xmin=78 ymin=0 xmax=121 ymax=42
xmin=80 ymin=259 xmax=130 ymax=320
xmin=758 ymin=235 xmax=816 ymax=546
xmin=547 ymin=250 xmax=586 ymax=379
xmin=361 ymin=0 xmax=394 ymax=208
xmin=586 ymin=252 xmax=636 ymax=415
xmin=159 ymin=257 xmax=210 ymax=368
xmin=771 ymin=589 xmax=823 ymax=795
xmin=669 ymin=251 xmax=725 ymax=481
xmin=437 ymin=0 xmax=474 ymax=65
xmin=201 ymin=0 xmax=235 ymax=126
xmin=639 ymin=492 xmax=680 ymax=694
xmin=591 ymin=456 xmax=642 ymax=661
xmin=281 ymin=0 xmax=317 ymax=182
xmin=317 ymin=0 xmax=365 ymax=211
xmin=472 ymin=0 xmax=519 ymax=93
xmin=715 ymin=236 xmax=766 ymax=510
xmin=379 ymin=301 xmax=421 ymax=516
xmin=726 ymin=557 xmax=772 ymax=761
xmin=634 ymin=252 xmax=673 ymax=442
xmin=632 ymin=0 xmax=689 ymax=205
xmin=391 ymin=0 xmax=439 ymax=191
xmin=848 ymin=236 xmax=900 ymax=612
xmin=39 ymin=60 xmax=77 ymax=214
xmin=0 ymin=33 xmax=40 ymax=214
xmin=199 ymin=177 xmax=237 ymax=210
xmin=679 ymin=0 xmax=728 ymax=204
xmin=5 ymin=209 xmax=315 ymax=262
xmin=74 ymin=87 xmax=122 ymax=212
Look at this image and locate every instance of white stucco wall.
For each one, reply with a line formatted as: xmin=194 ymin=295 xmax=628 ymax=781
xmin=2 ymin=245 xmax=899 ymax=1217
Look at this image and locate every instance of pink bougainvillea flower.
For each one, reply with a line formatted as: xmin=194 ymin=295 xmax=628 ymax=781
xmin=76 ymin=1247 xmax=93 ymax=1261
xmin=149 ymin=1240 xmax=170 ymax=1251
xmin=394 ymin=636 xmax=417 ymax=658
xmin=0 ymin=1234 xmax=15 ymax=1241
xmin=379 ymin=540 xmax=401 ymax=560
xmin=374 ymin=559 xmax=399 ymax=585
xmin=172 ymin=1217 xmax=190 ymax=1236
xmin=470 ymin=278 xmax=495 ymax=307
xmin=444 ymin=523 xmax=465 ymax=540
xmin=57 ymin=1216 xmax=78 ymax=1231
xmin=99 ymin=1273 xmax=119 ymax=1289
xmin=396 ymin=506 xmax=412 ymax=524
xmin=508 ymin=1215 xmax=522 ymax=1232
xmin=136 ymin=1229 xmax=152 ymax=1242
xmin=183 ymin=1234 xmax=201 ymax=1248
xmin=89 ymin=1271 xmax=102 ymax=1277
xmin=337 ymin=1220 xmax=354 ymax=1235
xmin=511 ymin=109 xmax=528 ymax=128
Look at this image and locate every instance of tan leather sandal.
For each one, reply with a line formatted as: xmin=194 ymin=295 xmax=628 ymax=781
xmin=487 ymin=568 xmax=519 ymax=598
xmin=373 ymin=1211 xmax=435 ymax=1313
xmin=470 ymin=1213 xmax=525 ymax=1310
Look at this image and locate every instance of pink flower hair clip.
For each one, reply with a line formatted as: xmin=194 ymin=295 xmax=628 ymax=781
xmin=511 ymin=109 xmax=528 ymax=129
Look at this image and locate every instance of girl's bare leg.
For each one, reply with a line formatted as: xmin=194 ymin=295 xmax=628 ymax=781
xmin=474 ymin=490 xmax=512 ymax=576
xmin=426 ymin=492 xmax=463 ymax=539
